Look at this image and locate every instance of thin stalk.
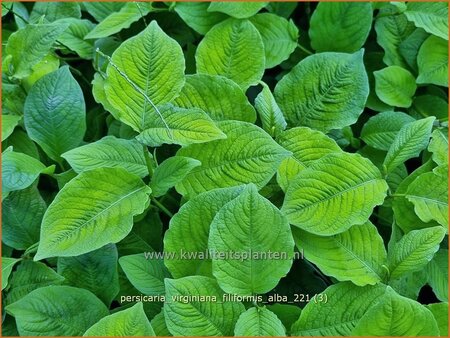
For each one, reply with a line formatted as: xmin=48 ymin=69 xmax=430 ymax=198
xmin=152 ymin=197 xmax=173 ymax=217
xmin=297 ymin=43 xmax=313 ymax=56
xmin=143 ymin=145 xmax=154 ymax=178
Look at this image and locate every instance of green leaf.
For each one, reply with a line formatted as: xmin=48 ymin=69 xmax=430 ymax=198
xmin=388 ymin=269 xmax=427 ymax=300
xmin=426 ymin=303 xmax=448 ymax=336
xmin=176 ymin=120 xmax=291 ymax=198
xmin=30 ymin=2 xmax=80 ymax=22
xmin=282 ymin=152 xmax=388 ymax=235
xmin=426 ymin=249 xmax=448 ymax=301
xmin=35 ymin=168 xmax=151 ymax=260
xmin=388 ymin=226 xmax=446 ymax=280
xmin=250 ymin=13 xmax=298 ymax=68
xmin=5 ymin=261 xmax=65 ymax=305
xmin=417 ymin=35 xmax=448 ymax=87
xmin=136 ymin=105 xmax=226 ymax=147
xmin=85 ymin=3 xmax=153 ymax=39
xmin=399 ymin=28 xmax=430 ymax=72
xmin=150 ymin=156 xmax=201 ymax=197
xmin=173 ymin=2 xmax=226 ymax=35
xmin=361 ymin=111 xmax=415 ymax=151
xmin=6 ymin=286 xmax=109 ymax=336
xmin=5 ymin=24 xmax=68 ymax=79
xmin=24 ymin=66 xmax=86 ymax=162
xmin=164 ymin=186 xmax=244 ymax=278
xmin=22 ymin=54 xmax=60 ymax=92
xmin=83 ymin=2 xmax=125 ymax=22
xmin=406 ymin=168 xmax=448 ymax=227
xmin=374 ymin=66 xmax=417 ymax=108
xmin=151 ymin=310 xmax=171 ymax=336
xmin=2 ymin=185 xmax=45 ymax=250
xmin=274 ymin=50 xmax=369 ymax=133
xmin=3 ymin=129 xmax=40 ymax=159
xmin=410 ymin=95 xmax=449 ymax=121
xmin=57 ymin=244 xmax=119 ymax=306
xmin=266 ymin=304 xmax=301 ymax=334
xmin=56 ymin=18 xmax=96 ymax=59
xmin=196 ymin=18 xmax=265 ymax=90
xmin=209 ymin=185 xmax=294 ymax=295
xmin=119 ymin=254 xmax=170 ymax=295
xmin=2 ymin=151 xmax=47 ymax=194
xmin=255 ymin=81 xmax=287 ymax=137
xmin=2 ymin=257 xmax=20 ymax=290
xmin=405 ymin=2 xmax=448 ymax=40
xmin=234 ymin=307 xmax=286 ymax=336
xmin=290 ymin=282 xmax=387 ymax=336
xmin=429 ymin=128 xmax=448 ymax=166
xmin=164 ymin=276 xmax=245 ymax=336
xmin=276 ymin=127 xmax=342 ymax=191
xmin=375 ymin=13 xmax=415 ymax=68
xmin=2 ymin=84 xmax=26 ymax=115
xmin=1 ymin=115 xmax=21 ymax=141
xmin=207 ymin=2 xmax=268 ymax=19
xmin=84 ymin=302 xmax=155 ymax=336
xmin=104 ymin=21 xmax=185 ymax=132
xmin=62 ymin=136 xmax=148 ymax=178
xmin=173 ymin=74 xmax=256 ymax=122
xmin=352 ymin=287 xmax=439 ymax=336
xmin=292 ymin=221 xmax=387 ymax=286
xmin=383 ymin=117 xmax=435 ymax=173
xmin=309 ymin=2 xmax=373 ymax=53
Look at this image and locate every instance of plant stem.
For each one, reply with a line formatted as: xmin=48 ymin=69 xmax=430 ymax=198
xmin=152 ymin=197 xmax=173 ymax=217
xmin=143 ymin=145 xmax=154 ymax=178
xmin=297 ymin=43 xmax=313 ymax=56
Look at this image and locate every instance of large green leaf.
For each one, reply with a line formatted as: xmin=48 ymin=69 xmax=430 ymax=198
xmin=22 ymin=54 xmax=60 ymax=91
xmin=207 ymin=2 xmax=268 ymax=19
xmin=375 ymin=13 xmax=415 ymax=68
xmin=234 ymin=307 xmax=286 ymax=336
xmin=176 ymin=120 xmax=290 ymax=198
xmin=104 ymin=21 xmax=185 ymax=131
xmin=276 ymin=127 xmax=342 ymax=191
xmin=406 ymin=168 xmax=448 ymax=227
xmin=56 ymin=18 xmax=95 ymax=59
xmin=399 ymin=28 xmax=430 ymax=71
xmin=292 ymin=222 xmax=387 ymax=286
xmin=2 ymin=83 xmax=26 ymax=115
xmin=24 ymin=66 xmax=86 ymax=162
xmin=173 ymin=74 xmax=256 ymax=122
xmin=374 ymin=66 xmax=417 ymax=108
xmin=151 ymin=310 xmax=171 ymax=336
xmin=62 ymin=136 xmax=148 ymax=178
xmin=119 ymin=254 xmax=170 ymax=295
xmin=5 ymin=261 xmax=65 ymax=305
xmin=6 ymin=286 xmax=109 ymax=336
xmin=427 ymin=303 xmax=448 ymax=336
xmin=30 ymin=2 xmax=80 ymax=22
xmin=410 ymin=95 xmax=448 ymax=122
xmin=426 ymin=249 xmax=448 ymax=302
xmin=388 ymin=226 xmax=446 ymax=280
xmin=150 ymin=156 xmax=201 ymax=197
xmin=266 ymin=304 xmax=301 ymax=334
xmin=383 ymin=117 xmax=435 ymax=174
xmin=2 ymin=185 xmax=46 ymax=250
xmin=254 ymin=81 xmax=287 ymax=137
xmin=274 ymin=50 xmax=369 ymax=132
xmin=2 ymin=257 xmax=20 ymax=290
xmin=309 ymin=2 xmax=372 ymax=53
xmin=164 ymin=276 xmax=245 ymax=336
xmin=209 ymin=185 xmax=294 ymax=295
xmin=85 ymin=2 xmax=153 ymax=39
xmin=352 ymin=287 xmax=439 ymax=336
xmin=282 ymin=152 xmax=388 ymax=235
xmin=405 ymin=2 xmax=448 ymax=40
xmin=164 ymin=186 xmax=244 ymax=278
xmin=2 ymin=151 xmax=48 ymax=194
xmin=1 ymin=115 xmax=21 ymax=141
xmin=417 ymin=35 xmax=448 ymax=87
xmin=361 ymin=111 xmax=415 ymax=151
xmin=429 ymin=128 xmax=448 ymax=166
xmin=84 ymin=302 xmax=155 ymax=336
xmin=35 ymin=168 xmax=151 ymax=260
xmin=57 ymin=244 xmax=119 ymax=306
xmin=173 ymin=2 xmax=226 ymax=35
xmin=5 ymin=23 xmax=68 ymax=79
xmin=136 ymin=105 xmax=226 ymax=147
xmin=196 ymin=18 xmax=265 ymax=90
xmin=290 ymin=282 xmax=387 ymax=336
xmin=250 ymin=13 xmax=298 ymax=68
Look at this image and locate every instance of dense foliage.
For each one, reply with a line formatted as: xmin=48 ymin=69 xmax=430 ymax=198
xmin=1 ymin=1 xmax=449 ymax=336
